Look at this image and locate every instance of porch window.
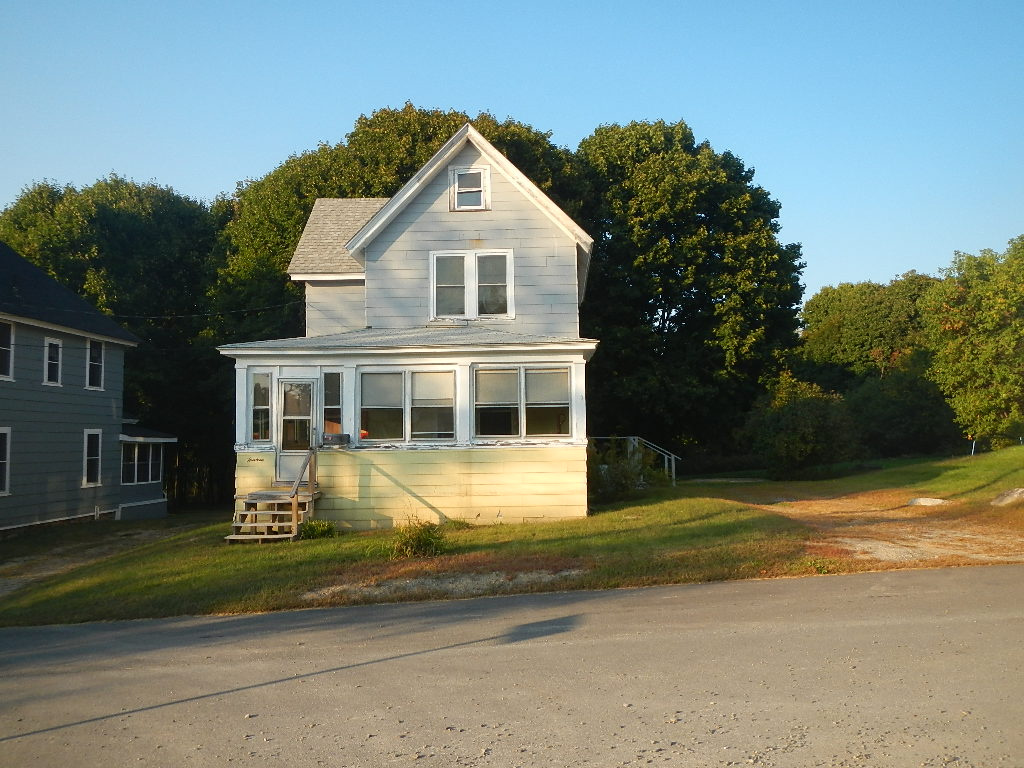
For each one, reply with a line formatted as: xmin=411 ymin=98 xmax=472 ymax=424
xmin=281 ymin=382 xmax=313 ymax=450
xmin=0 ymin=427 xmax=9 ymax=495
xmin=122 ymin=443 xmax=163 ymax=484
xmin=360 ymin=372 xmax=403 ymax=440
xmin=449 ymin=166 xmax=490 ymax=211
xmin=1 ymin=322 xmax=13 ymax=379
xmin=323 ymin=372 xmax=342 ymax=435
xmin=251 ymin=373 xmax=271 ymax=441
xmin=359 ymin=370 xmax=456 ymax=442
xmin=83 ymin=429 xmax=102 ymax=486
xmin=411 ymin=371 xmax=455 ymax=440
xmin=44 ymin=338 xmax=62 ymax=385
xmin=86 ymin=340 xmax=104 ymax=390
xmin=474 ymin=367 xmax=571 ymax=439
xmin=430 ymin=250 xmax=512 ymax=319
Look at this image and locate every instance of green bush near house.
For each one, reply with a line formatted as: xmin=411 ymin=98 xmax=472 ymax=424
xmin=299 ymin=519 xmax=337 ymax=540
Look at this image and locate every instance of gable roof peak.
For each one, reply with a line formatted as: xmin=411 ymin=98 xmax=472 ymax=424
xmin=345 ymin=124 xmax=593 ymax=258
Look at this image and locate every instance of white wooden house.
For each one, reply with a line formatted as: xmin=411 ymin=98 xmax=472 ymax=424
xmin=218 ymin=124 xmax=596 ymax=536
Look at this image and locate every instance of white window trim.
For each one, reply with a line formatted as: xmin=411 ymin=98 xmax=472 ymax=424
xmin=0 ymin=321 xmax=13 ymax=381
xmin=449 ymin=165 xmax=491 ymax=211
xmin=83 ymin=429 xmax=103 ymax=487
xmin=0 ymin=427 xmax=10 ymax=496
xmin=357 ymin=366 xmax=458 ymax=445
xmin=249 ymin=369 xmax=273 ymax=444
xmin=85 ymin=339 xmax=104 ymax=391
xmin=121 ymin=442 xmax=163 ymax=485
xmin=321 ymin=369 xmax=344 ymax=439
xmin=429 ymin=249 xmax=515 ymax=320
xmin=472 ymin=364 xmax=574 ymax=441
xmin=43 ymin=337 xmax=62 ymax=386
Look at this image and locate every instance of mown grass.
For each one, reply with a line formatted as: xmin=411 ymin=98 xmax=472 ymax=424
xmin=2 ymin=447 xmax=1023 ymax=626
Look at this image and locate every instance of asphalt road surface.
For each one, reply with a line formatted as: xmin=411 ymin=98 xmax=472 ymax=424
xmin=2 ymin=565 xmax=1022 ymax=767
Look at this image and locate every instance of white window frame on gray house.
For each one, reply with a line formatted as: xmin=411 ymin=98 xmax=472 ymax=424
xmin=86 ymin=339 xmax=104 ymax=390
xmin=322 ymin=371 xmax=343 ymax=437
xmin=83 ymin=429 xmax=102 ymax=487
xmin=0 ymin=321 xmax=13 ymax=380
xmin=43 ymin=337 xmax=62 ymax=386
xmin=358 ymin=368 xmax=457 ymax=444
xmin=429 ymin=250 xmax=514 ymax=320
xmin=0 ymin=427 xmax=10 ymax=495
xmin=449 ymin=166 xmax=490 ymax=211
xmin=473 ymin=365 xmax=573 ymax=439
xmin=121 ymin=441 xmax=163 ymax=485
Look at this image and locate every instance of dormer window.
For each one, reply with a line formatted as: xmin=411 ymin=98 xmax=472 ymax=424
xmin=450 ymin=166 xmax=490 ymax=211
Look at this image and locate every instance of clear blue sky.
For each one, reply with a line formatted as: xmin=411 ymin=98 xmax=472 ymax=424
xmin=2 ymin=0 xmax=1021 ymax=300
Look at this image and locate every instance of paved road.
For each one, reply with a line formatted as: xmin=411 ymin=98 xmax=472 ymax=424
xmin=1 ymin=565 xmax=1022 ymax=767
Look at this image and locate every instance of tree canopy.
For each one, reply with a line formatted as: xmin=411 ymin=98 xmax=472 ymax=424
xmin=923 ymin=236 xmax=1024 ymax=441
xmin=577 ymin=119 xmax=805 ymax=447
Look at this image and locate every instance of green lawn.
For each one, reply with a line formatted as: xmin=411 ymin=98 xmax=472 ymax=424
xmin=2 ymin=447 xmax=1022 ymax=626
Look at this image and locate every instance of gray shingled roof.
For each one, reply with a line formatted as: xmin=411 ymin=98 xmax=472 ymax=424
xmin=287 ymin=198 xmax=390 ymax=275
xmin=0 ymin=241 xmax=140 ymax=344
xmin=219 ymin=325 xmax=596 ymax=352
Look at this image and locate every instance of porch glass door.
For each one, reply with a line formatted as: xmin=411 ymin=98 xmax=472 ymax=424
xmin=277 ymin=380 xmax=314 ymax=482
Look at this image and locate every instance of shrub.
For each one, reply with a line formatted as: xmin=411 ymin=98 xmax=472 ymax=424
xmin=588 ymin=439 xmax=668 ymax=502
xmin=741 ymin=371 xmax=861 ymax=479
xmin=299 ymin=519 xmax=337 ymax=540
xmin=389 ymin=519 xmax=447 ymax=559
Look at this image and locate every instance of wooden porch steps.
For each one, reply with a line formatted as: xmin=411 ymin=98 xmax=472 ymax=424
xmin=225 ymin=490 xmax=321 ymax=544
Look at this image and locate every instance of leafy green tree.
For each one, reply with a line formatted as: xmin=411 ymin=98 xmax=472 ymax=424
xmin=922 ymin=236 xmax=1024 ymax=442
xmin=800 ymin=271 xmax=937 ymax=379
xmin=577 ymin=120 xmax=804 ymax=448
xmin=741 ymin=371 xmax=860 ymax=478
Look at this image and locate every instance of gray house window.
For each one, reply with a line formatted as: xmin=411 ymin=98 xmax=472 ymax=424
xmin=83 ymin=429 xmax=102 ymax=486
xmin=251 ymin=372 xmax=271 ymax=442
xmin=122 ymin=443 xmax=163 ymax=484
xmin=0 ymin=322 xmax=12 ymax=379
xmin=323 ymin=372 xmax=342 ymax=435
xmin=0 ymin=427 xmax=10 ymax=495
xmin=44 ymin=338 xmax=62 ymax=385
xmin=86 ymin=340 xmax=104 ymax=389
xmin=359 ymin=370 xmax=456 ymax=442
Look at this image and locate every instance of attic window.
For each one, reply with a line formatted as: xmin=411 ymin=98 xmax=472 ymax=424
xmin=450 ymin=167 xmax=490 ymax=211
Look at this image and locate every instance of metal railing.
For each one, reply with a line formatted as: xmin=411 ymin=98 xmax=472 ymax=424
xmin=589 ymin=436 xmax=681 ymax=486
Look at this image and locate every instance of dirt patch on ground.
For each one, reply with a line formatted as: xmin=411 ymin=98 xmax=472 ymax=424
xmin=0 ymin=529 xmax=183 ymax=598
xmin=760 ymin=489 xmax=1024 ymax=566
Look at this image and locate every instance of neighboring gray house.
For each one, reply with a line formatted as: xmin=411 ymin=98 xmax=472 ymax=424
xmin=0 ymin=242 xmax=176 ymax=530
xmin=219 ymin=124 xmax=597 ymax=537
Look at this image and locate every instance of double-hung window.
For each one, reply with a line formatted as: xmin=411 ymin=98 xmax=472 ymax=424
xmin=449 ymin=166 xmax=490 ymax=211
xmin=0 ymin=427 xmax=10 ymax=495
xmin=251 ymin=372 xmax=271 ymax=442
xmin=86 ymin=340 xmax=104 ymax=390
xmin=474 ymin=367 xmax=571 ymax=439
xmin=360 ymin=370 xmax=455 ymax=442
xmin=44 ymin=338 xmax=62 ymax=385
xmin=83 ymin=429 xmax=102 ymax=486
xmin=431 ymin=250 xmax=512 ymax=319
xmin=0 ymin=322 xmax=12 ymax=379
xmin=122 ymin=443 xmax=162 ymax=484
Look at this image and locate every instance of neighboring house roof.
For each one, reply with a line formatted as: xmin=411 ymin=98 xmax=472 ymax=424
xmin=0 ymin=241 xmax=140 ymax=345
xmin=219 ymin=325 xmax=597 ymax=354
xmin=347 ymin=123 xmax=594 ymax=265
xmin=288 ymin=198 xmax=389 ymax=276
